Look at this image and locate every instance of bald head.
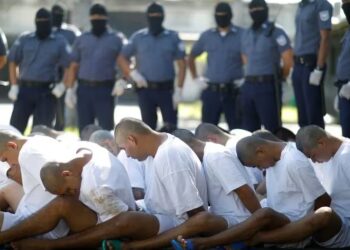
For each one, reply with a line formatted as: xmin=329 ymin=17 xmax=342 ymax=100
xmin=89 ymin=130 xmax=113 ymax=144
xmin=172 ymin=129 xmax=198 ymax=145
xmin=0 ymin=130 xmax=23 ymax=153
xmin=236 ymin=136 xmax=267 ymax=165
xmin=195 ymin=123 xmax=228 ymax=142
xmin=40 ymin=162 xmax=65 ymax=194
xmin=253 ymin=130 xmax=282 ymax=142
xmin=296 ymin=125 xmax=327 ymax=153
xmin=114 ymin=118 xmax=152 ymax=143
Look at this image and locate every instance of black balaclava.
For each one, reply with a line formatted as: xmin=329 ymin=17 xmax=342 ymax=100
xmin=35 ymin=8 xmax=52 ymax=40
xmin=147 ymin=2 xmax=164 ymax=36
xmin=342 ymin=2 xmax=350 ymax=25
xmin=51 ymin=4 xmax=64 ymax=28
xmin=215 ymin=2 xmax=233 ymax=28
xmin=249 ymin=0 xmax=269 ymax=30
xmin=90 ymin=4 xmax=108 ymax=37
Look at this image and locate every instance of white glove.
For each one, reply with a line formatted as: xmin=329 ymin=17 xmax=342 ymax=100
xmin=194 ymin=77 xmax=208 ymax=90
xmin=130 ymin=70 xmax=148 ymax=88
xmin=111 ymin=79 xmax=128 ymax=96
xmin=172 ymin=86 xmax=182 ymax=110
xmin=339 ymin=82 xmax=350 ymax=100
xmin=309 ymin=69 xmax=323 ymax=86
xmin=233 ymin=78 xmax=245 ymax=88
xmin=65 ymin=87 xmax=77 ymax=109
xmin=8 ymin=85 xmax=19 ymax=101
xmin=334 ymin=95 xmax=339 ymax=113
xmin=51 ymin=82 xmax=66 ymax=98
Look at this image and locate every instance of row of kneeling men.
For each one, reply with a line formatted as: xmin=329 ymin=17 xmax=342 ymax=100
xmin=0 ymin=120 xmax=348 ymax=250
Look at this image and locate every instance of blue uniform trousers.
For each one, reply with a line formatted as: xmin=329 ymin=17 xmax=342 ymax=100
xmin=201 ymin=88 xmax=240 ymax=130
xmin=240 ymin=81 xmax=280 ymax=132
xmin=137 ymin=88 xmax=177 ymax=130
xmin=292 ymin=63 xmax=325 ymax=128
xmin=77 ymin=85 xmax=114 ymax=132
xmin=10 ymin=86 xmax=56 ymax=133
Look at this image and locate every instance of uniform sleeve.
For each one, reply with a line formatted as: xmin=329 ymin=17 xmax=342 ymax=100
xmin=70 ymin=36 xmax=81 ymax=63
xmin=289 ymin=159 xmax=327 ymax=202
xmin=274 ymin=28 xmax=292 ymax=54
xmin=338 ymin=154 xmax=350 ymax=183
xmin=0 ymin=31 xmax=7 ymax=56
xmin=190 ymin=33 xmax=205 ymax=57
xmin=113 ymin=35 xmax=123 ymax=56
xmin=241 ymin=30 xmax=248 ymax=55
xmin=121 ymin=33 xmax=137 ymax=59
xmin=317 ymin=0 xmax=333 ymax=30
xmin=8 ymin=35 xmax=23 ymax=64
xmin=173 ymin=33 xmax=186 ymax=60
xmin=57 ymin=39 xmax=71 ymax=68
xmin=90 ymin=186 xmax=129 ymax=222
xmin=209 ymin=152 xmax=249 ymax=195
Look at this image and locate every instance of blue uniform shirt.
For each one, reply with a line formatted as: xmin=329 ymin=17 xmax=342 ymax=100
xmin=53 ymin=23 xmax=80 ymax=45
xmin=191 ymin=25 xmax=244 ymax=83
xmin=71 ymin=30 xmax=124 ymax=81
xmin=0 ymin=29 xmax=7 ymax=56
xmin=122 ymin=28 xmax=186 ymax=82
xmin=294 ymin=0 xmax=333 ymax=56
xmin=336 ymin=29 xmax=350 ymax=81
xmin=242 ymin=22 xmax=291 ymax=76
xmin=8 ymin=32 xmax=70 ymax=82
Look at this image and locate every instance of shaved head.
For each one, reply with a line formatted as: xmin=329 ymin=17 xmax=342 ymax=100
xmin=236 ymin=136 xmax=267 ymax=165
xmin=0 ymin=130 xmax=23 ymax=152
xmin=296 ymin=125 xmax=327 ymax=153
xmin=114 ymin=118 xmax=152 ymax=143
xmin=172 ymin=129 xmax=197 ymax=145
xmin=40 ymin=162 xmax=65 ymax=194
xmin=194 ymin=123 xmax=227 ymax=141
xmin=253 ymin=130 xmax=282 ymax=142
xmin=89 ymin=130 xmax=114 ymax=144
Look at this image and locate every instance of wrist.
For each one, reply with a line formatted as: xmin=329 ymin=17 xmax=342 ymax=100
xmin=316 ymin=65 xmax=324 ymax=71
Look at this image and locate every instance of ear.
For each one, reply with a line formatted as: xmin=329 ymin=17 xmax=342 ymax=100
xmin=61 ymin=170 xmax=73 ymax=177
xmin=317 ymin=137 xmax=326 ymax=147
xmin=256 ymin=145 xmax=265 ymax=156
xmin=6 ymin=141 xmax=18 ymax=150
xmin=127 ymin=135 xmax=137 ymax=145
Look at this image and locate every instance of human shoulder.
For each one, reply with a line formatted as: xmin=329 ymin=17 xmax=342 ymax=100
xmin=283 ymin=143 xmax=311 ymax=171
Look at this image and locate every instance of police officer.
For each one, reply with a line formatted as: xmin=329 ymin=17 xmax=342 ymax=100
xmin=65 ymin=3 xmax=125 ymax=133
xmin=7 ymin=8 xmax=70 ymax=133
xmin=240 ymin=0 xmax=293 ymax=132
xmin=119 ymin=2 xmax=186 ymax=130
xmin=188 ymin=2 xmax=244 ymax=130
xmin=292 ymin=0 xmax=333 ymax=128
xmin=0 ymin=27 xmax=7 ymax=70
xmin=335 ymin=0 xmax=350 ymax=137
xmin=51 ymin=4 xmax=81 ymax=131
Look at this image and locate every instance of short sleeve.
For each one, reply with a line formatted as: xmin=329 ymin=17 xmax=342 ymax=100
xmin=121 ymin=33 xmax=137 ymax=59
xmin=289 ymin=160 xmax=326 ymax=202
xmin=8 ymin=35 xmax=23 ymax=64
xmin=241 ymin=30 xmax=249 ymax=55
xmin=173 ymin=33 xmax=186 ymax=60
xmin=70 ymin=36 xmax=81 ymax=63
xmin=190 ymin=33 xmax=205 ymax=57
xmin=209 ymin=152 xmax=248 ymax=195
xmin=317 ymin=0 xmax=333 ymax=30
xmin=0 ymin=31 xmax=7 ymax=56
xmin=338 ymin=154 xmax=350 ymax=183
xmin=273 ymin=28 xmax=292 ymax=54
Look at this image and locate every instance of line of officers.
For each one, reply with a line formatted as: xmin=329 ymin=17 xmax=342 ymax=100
xmin=0 ymin=0 xmax=350 ymax=137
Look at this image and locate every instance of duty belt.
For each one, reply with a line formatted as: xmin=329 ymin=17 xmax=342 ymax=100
xmin=207 ymin=82 xmax=236 ymax=93
xmin=335 ymin=79 xmax=349 ymax=88
xmin=294 ymin=54 xmax=317 ymax=66
xmin=145 ymin=80 xmax=173 ymax=90
xmin=79 ymin=79 xmax=114 ymax=87
xmin=245 ymin=75 xmax=274 ymax=83
xmin=20 ymin=80 xmax=52 ymax=88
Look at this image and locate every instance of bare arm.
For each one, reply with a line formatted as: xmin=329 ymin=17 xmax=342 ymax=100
xmin=65 ymin=62 xmax=79 ymax=88
xmin=317 ymin=29 xmax=330 ymax=68
xmin=186 ymin=206 xmax=206 ymax=218
xmin=187 ymin=55 xmax=198 ymax=79
xmin=9 ymin=62 xmax=18 ymax=85
xmin=0 ymin=55 xmax=6 ymax=70
xmin=176 ymin=59 xmax=186 ymax=88
xmin=281 ymin=48 xmax=294 ymax=80
xmin=314 ymin=192 xmax=331 ymax=210
xmin=241 ymin=54 xmax=248 ymax=65
xmin=117 ymin=55 xmax=131 ymax=78
xmin=235 ymin=184 xmax=261 ymax=214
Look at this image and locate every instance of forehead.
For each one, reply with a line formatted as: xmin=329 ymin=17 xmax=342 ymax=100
xmin=90 ymin=14 xmax=107 ymax=20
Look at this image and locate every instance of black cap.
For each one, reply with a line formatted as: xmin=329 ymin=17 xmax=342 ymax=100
xmin=249 ymin=0 xmax=268 ymax=9
xmin=147 ymin=2 xmax=164 ymax=14
xmin=90 ymin=3 xmax=107 ymax=16
xmin=36 ymin=8 xmax=51 ymax=20
xmin=215 ymin=2 xmax=232 ymax=18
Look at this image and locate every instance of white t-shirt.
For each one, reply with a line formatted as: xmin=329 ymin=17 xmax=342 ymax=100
xmin=266 ymin=143 xmax=326 ymax=221
xmin=18 ymin=136 xmax=75 ymax=214
xmin=203 ymin=142 xmax=253 ymax=224
xmin=311 ymin=141 xmax=350 ymax=220
xmin=117 ymin=150 xmax=145 ymax=189
xmin=78 ymin=142 xmax=136 ymax=223
xmin=225 ymin=137 xmax=264 ymax=185
xmin=144 ymin=134 xmax=207 ymax=221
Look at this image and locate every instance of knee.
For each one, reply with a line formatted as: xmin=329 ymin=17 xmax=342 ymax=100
xmin=252 ymin=208 xmax=275 ymax=224
xmin=192 ymin=212 xmax=225 ymax=229
xmin=309 ymin=207 xmax=334 ymax=229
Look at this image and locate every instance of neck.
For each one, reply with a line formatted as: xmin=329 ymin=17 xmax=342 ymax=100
xmin=193 ymin=140 xmax=206 ymax=162
xmin=328 ymin=136 xmax=343 ymax=158
xmin=148 ymin=132 xmax=167 ymax=158
xmin=222 ymin=134 xmax=231 ymax=145
xmin=218 ymin=26 xmax=230 ymax=32
xmin=272 ymin=141 xmax=287 ymax=161
xmin=15 ymin=139 xmax=27 ymax=151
